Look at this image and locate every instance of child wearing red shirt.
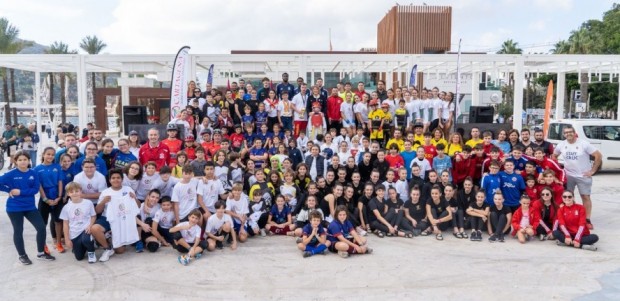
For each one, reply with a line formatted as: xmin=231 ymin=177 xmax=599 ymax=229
xmin=385 ymin=143 xmax=405 ymax=180
xmin=452 ymin=146 xmax=475 ymax=188
xmin=422 ymin=132 xmax=437 ymax=167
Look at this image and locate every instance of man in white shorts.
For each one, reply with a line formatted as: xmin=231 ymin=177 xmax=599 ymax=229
xmin=552 ymin=125 xmax=602 ymax=229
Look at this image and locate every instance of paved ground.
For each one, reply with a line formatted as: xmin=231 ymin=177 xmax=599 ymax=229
xmin=0 ymin=154 xmax=618 ymax=300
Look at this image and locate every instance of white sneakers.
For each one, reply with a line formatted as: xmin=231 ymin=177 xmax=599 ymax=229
xmin=87 ymin=252 xmax=97 ymax=263
xmin=260 ymin=229 xmax=267 ymax=237
xmin=356 ymin=226 xmax=368 ymax=236
xmin=99 ymin=249 xmax=115 ymax=262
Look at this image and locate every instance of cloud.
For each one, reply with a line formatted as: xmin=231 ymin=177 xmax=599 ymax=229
xmin=528 ymin=20 xmax=546 ymax=31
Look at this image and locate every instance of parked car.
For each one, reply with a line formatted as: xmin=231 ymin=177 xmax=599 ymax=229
xmin=546 ymin=119 xmax=620 ymax=171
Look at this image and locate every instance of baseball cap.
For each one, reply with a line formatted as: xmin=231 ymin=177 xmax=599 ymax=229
xmin=413 ymin=122 xmax=423 ymax=128
xmin=129 ymin=130 xmax=139 ymax=136
xmin=201 ymin=129 xmax=212 ymax=135
xmin=166 ymin=124 xmax=178 ymax=131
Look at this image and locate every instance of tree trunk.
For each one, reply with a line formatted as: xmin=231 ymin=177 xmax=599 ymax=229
xmin=60 ymin=73 xmax=66 ymax=124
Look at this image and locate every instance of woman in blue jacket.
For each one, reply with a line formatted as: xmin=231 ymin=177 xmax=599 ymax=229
xmin=0 ymin=151 xmax=55 ymax=265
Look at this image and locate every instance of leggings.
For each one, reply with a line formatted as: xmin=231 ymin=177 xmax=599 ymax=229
xmin=430 ymin=208 xmax=450 ymax=231
xmin=304 ymin=243 xmax=327 ymax=255
xmin=536 ymin=224 xmax=552 ymax=236
xmin=490 ymin=211 xmax=508 ymax=236
xmin=71 ymin=231 xmax=95 ymax=261
xmin=469 ymin=216 xmax=485 ymax=231
xmin=450 ymin=208 xmax=464 ymax=229
xmin=405 ymin=219 xmax=429 ymax=231
xmin=371 ymin=209 xmax=413 ymax=232
xmin=347 ymin=208 xmax=362 ymax=227
xmin=552 ymin=230 xmax=599 ymax=246
xmin=7 ymin=210 xmax=47 ymax=256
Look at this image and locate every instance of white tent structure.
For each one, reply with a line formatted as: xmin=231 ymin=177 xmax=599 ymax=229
xmin=1 ymin=53 xmax=620 ymax=134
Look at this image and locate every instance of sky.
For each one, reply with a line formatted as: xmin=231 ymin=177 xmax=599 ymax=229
xmin=0 ymin=0 xmax=617 ymax=54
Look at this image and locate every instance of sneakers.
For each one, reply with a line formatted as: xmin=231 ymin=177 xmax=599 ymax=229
xmin=295 ymin=238 xmax=302 ymax=244
xmin=338 ymin=251 xmax=350 ymax=258
xmin=582 ymin=244 xmax=598 ymax=251
xmin=99 ymin=249 xmax=115 ymax=262
xmin=586 ymin=219 xmax=594 ymax=230
xmin=412 ymin=229 xmax=422 ymax=237
xmin=470 ymin=232 xmax=477 ymax=241
xmin=556 ymin=240 xmax=564 ymax=246
xmin=37 ymin=252 xmax=56 ymax=261
xmin=356 ymin=226 xmax=368 ymax=236
xmin=135 ymin=241 xmax=144 ymax=253
xmin=366 ymin=248 xmax=373 ymax=254
xmin=178 ymin=255 xmax=190 ymax=265
xmin=215 ymin=240 xmax=224 ymax=250
xmin=55 ymin=243 xmax=65 ymax=253
xmin=488 ymin=234 xmax=498 ymax=243
xmin=498 ymin=235 xmax=505 ymax=243
xmin=87 ymin=252 xmax=97 ymax=263
xmin=539 ymin=234 xmax=547 ymax=241
xmin=18 ymin=254 xmax=32 ymax=265
xmin=302 ymin=251 xmax=312 ymax=258
xmin=260 ymin=229 xmax=267 ymax=237
xmin=477 ymin=231 xmax=483 ymax=241
xmin=195 ymin=252 xmax=203 ymax=259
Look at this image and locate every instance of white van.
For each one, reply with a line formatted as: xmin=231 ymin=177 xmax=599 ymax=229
xmin=546 ymin=119 xmax=620 ymax=171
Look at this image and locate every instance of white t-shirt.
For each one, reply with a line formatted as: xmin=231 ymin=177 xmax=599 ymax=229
xmin=263 ymin=99 xmax=279 ymax=118
xmin=206 ymin=213 xmax=234 ymax=234
xmin=153 ymin=209 xmax=175 ymax=229
xmin=122 ymin=177 xmax=140 ymax=192
xmin=99 ymin=186 xmax=136 ymax=217
xmin=177 ymin=221 xmax=201 ymax=243
xmin=340 ymin=102 xmax=354 ymax=123
xmin=419 ymin=99 xmax=430 ymax=123
xmin=441 ymin=101 xmax=455 ymax=120
xmin=171 ymin=178 xmax=199 ymax=220
xmin=197 ymin=178 xmax=226 ymax=213
xmin=105 ymin=194 xmax=140 ymax=248
xmin=291 ymin=92 xmax=308 ymax=121
xmin=59 ymin=200 xmax=96 ymax=240
xmin=73 ymin=171 xmax=108 ymax=204
xmin=410 ymin=157 xmax=432 ymax=180
xmin=277 ymin=100 xmax=294 ymax=118
xmin=429 ymin=98 xmax=443 ymax=121
xmin=225 ymin=195 xmax=250 ymax=223
xmin=139 ymin=203 xmax=161 ymax=222
xmin=554 ymin=139 xmax=598 ymax=178
xmin=354 ymin=102 xmax=369 ymax=123
xmin=406 ymin=99 xmax=420 ymax=122
xmin=152 ymin=176 xmax=179 ymax=198
xmin=137 ymin=173 xmax=161 ymax=200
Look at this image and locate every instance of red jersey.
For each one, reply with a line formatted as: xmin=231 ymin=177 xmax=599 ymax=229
xmin=385 ymin=154 xmax=405 ymax=180
xmin=472 ymin=155 xmax=486 ymax=181
xmin=511 ymin=206 xmax=541 ymax=236
xmin=482 ymin=143 xmax=504 ymax=157
xmin=184 ymin=145 xmax=197 ymax=160
xmin=139 ymin=142 xmax=170 ymax=171
xmin=205 ymin=142 xmax=221 ymax=158
xmin=557 ymin=203 xmax=589 ymax=242
xmin=327 ymin=95 xmax=344 ymax=120
xmin=481 ymin=156 xmax=503 ymax=175
xmin=525 ymin=155 xmax=566 ymax=183
xmin=452 ymin=154 xmax=475 ymax=185
xmin=544 ymin=182 xmax=564 ymax=206
xmin=524 ymin=185 xmax=541 ymax=203
xmin=229 ymin=133 xmax=244 ymax=150
xmin=423 ymin=144 xmax=437 ymax=167
xmin=354 ymin=90 xmax=367 ymax=100
xmin=161 ymin=138 xmax=182 ymax=168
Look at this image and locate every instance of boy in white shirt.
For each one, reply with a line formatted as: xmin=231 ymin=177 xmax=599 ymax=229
xmin=170 ymin=209 xmax=207 ymax=266
xmin=90 ymin=169 xmax=145 ymax=262
xmin=72 ymin=158 xmax=107 ymax=205
xmin=152 ymin=166 xmax=179 ymax=198
xmin=60 ymin=182 xmax=97 ymax=263
xmin=225 ymin=183 xmax=252 ymax=242
xmin=197 ymin=162 xmax=227 ymax=218
xmin=172 ymin=165 xmax=204 ymax=224
xmin=205 ymin=201 xmax=237 ymax=251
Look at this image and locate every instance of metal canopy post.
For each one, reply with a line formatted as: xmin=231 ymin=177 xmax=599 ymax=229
xmin=513 ymin=57 xmax=524 ymax=132
xmin=556 ymin=72 xmax=566 ymax=120
xmin=34 ymin=72 xmax=42 ymax=150
xmin=76 ymin=55 xmax=89 ymax=130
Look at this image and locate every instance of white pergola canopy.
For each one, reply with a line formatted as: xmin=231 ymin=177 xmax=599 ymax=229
xmin=1 ymin=53 xmax=620 ymax=132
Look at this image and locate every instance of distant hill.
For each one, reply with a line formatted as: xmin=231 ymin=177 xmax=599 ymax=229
xmin=17 ymin=39 xmax=48 ymax=54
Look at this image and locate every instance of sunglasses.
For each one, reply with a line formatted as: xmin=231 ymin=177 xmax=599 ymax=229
xmin=562 ymin=195 xmax=573 ymax=199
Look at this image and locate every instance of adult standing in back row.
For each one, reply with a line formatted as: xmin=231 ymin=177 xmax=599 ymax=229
xmin=552 ymin=125 xmax=602 ymax=230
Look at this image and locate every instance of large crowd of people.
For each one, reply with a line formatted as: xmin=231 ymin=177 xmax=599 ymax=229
xmin=0 ymin=74 xmax=603 ymax=266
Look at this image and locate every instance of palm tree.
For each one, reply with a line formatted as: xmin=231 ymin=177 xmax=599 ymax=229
xmin=497 ymin=39 xmax=523 ymax=106
xmin=79 ymin=35 xmax=107 ymax=105
xmin=0 ymin=18 xmax=29 ymax=123
xmin=497 ymin=39 xmax=523 ymax=55
xmin=47 ymin=41 xmax=77 ymax=123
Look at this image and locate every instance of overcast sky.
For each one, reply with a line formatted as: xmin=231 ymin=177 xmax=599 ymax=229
xmin=0 ymin=0 xmax=616 ymax=54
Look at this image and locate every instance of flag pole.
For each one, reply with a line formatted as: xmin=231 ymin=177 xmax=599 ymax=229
xmin=453 ymin=39 xmax=462 ymax=134
xmin=329 ymin=28 xmax=333 ymax=52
